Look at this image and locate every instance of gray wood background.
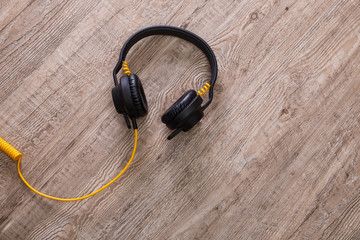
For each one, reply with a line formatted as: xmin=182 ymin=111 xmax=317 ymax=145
xmin=1 ymin=0 xmax=360 ymax=239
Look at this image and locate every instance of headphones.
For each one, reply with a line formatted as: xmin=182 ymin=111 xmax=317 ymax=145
xmin=0 ymin=25 xmax=218 ymax=201
xmin=111 ymin=25 xmax=218 ymax=140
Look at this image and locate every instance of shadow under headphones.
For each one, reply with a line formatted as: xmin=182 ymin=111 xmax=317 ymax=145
xmin=0 ymin=25 xmax=218 ymax=201
xmin=111 ymin=25 xmax=218 ymax=140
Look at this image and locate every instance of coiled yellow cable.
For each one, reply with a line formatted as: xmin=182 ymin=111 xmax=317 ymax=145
xmin=122 ymin=61 xmax=132 ymax=76
xmin=0 ymin=137 xmax=22 ymax=161
xmin=1 ymin=130 xmax=137 ymax=201
xmin=198 ymin=83 xmax=211 ymax=97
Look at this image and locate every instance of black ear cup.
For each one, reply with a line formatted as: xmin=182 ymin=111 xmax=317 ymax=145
xmin=161 ymin=90 xmax=197 ymax=124
xmin=161 ymin=90 xmax=204 ymax=140
xmin=112 ymin=74 xmax=148 ymax=129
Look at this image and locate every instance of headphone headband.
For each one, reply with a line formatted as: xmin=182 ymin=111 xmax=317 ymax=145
xmin=113 ymin=25 xmax=218 ymax=109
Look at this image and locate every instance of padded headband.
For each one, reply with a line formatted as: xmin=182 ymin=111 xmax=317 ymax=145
xmin=113 ymin=25 xmax=218 ymax=110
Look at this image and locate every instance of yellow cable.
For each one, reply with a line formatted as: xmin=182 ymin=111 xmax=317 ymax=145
xmin=198 ymin=83 xmax=211 ymax=97
xmin=0 ymin=137 xmax=22 ymax=161
xmin=122 ymin=61 xmax=132 ymax=76
xmin=0 ymin=130 xmax=137 ymax=202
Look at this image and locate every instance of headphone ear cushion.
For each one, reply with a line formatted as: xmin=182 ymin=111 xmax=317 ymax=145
xmin=128 ymin=74 xmax=148 ymax=118
xmin=161 ymin=90 xmax=197 ymax=124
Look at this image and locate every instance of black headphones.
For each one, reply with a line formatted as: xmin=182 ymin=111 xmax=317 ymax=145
xmin=111 ymin=26 xmax=218 ymax=140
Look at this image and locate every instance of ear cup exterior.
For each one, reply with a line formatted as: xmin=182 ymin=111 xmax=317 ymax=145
xmin=128 ymin=74 xmax=148 ymax=117
xmin=161 ymin=90 xmax=197 ymax=124
xmin=161 ymin=90 xmax=204 ymax=134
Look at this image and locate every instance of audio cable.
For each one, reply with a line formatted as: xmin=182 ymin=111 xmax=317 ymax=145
xmin=122 ymin=61 xmax=132 ymax=76
xmin=198 ymin=83 xmax=211 ymax=97
xmin=0 ymin=131 xmax=137 ymax=202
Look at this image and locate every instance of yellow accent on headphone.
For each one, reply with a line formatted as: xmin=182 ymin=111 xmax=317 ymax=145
xmin=198 ymin=83 xmax=211 ymax=97
xmin=0 ymin=130 xmax=137 ymax=202
xmin=122 ymin=61 xmax=132 ymax=76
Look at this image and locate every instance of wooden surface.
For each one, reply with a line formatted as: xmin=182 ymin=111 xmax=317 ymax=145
xmin=1 ymin=0 xmax=360 ymax=239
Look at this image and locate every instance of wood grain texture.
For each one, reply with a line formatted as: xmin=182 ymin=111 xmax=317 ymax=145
xmin=1 ymin=0 xmax=360 ymax=239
